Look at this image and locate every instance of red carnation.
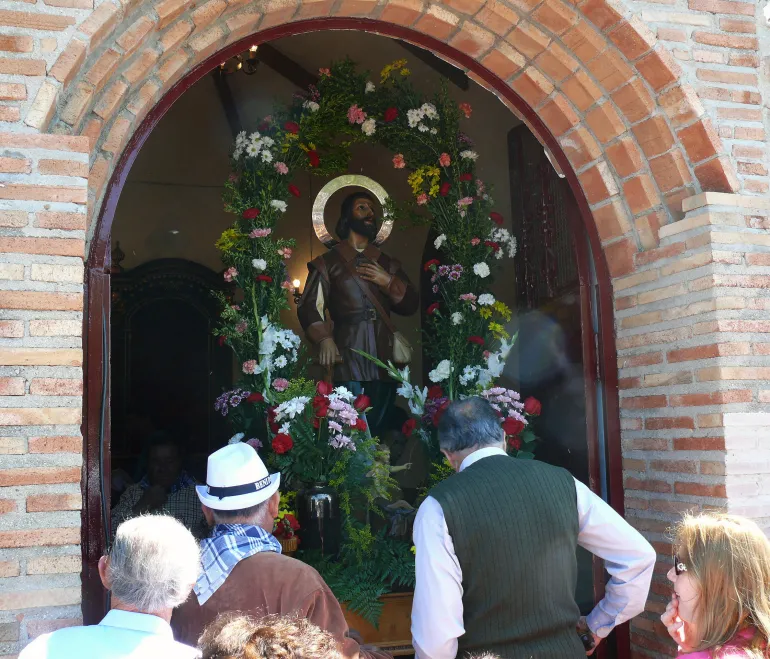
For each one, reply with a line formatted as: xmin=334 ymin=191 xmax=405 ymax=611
xmin=284 ymin=121 xmax=299 ymax=134
xmin=439 ymin=182 xmax=451 ymax=197
xmin=502 ymin=417 xmax=526 ymax=437
xmin=384 ymin=107 xmax=398 ymax=122
xmin=354 ymin=394 xmax=371 ymax=412
xmin=272 ymin=433 xmax=294 ymax=454
xmin=427 ymin=385 xmax=444 ymax=400
xmin=427 ymin=302 xmax=440 ymax=315
xmin=218 ymin=336 xmax=226 ymax=346
xmin=355 ymin=418 xmax=368 ymax=432
xmin=317 ymin=381 xmax=333 ymax=396
xmin=490 ymin=211 xmax=504 ymax=226
xmin=459 ymin=173 xmax=473 ymax=182
xmin=256 ymin=275 xmax=273 ymax=283
xmin=424 ymin=259 xmax=440 ymax=272
xmin=288 ymin=184 xmax=301 ymax=198
xmin=523 ymin=396 xmax=542 ymax=416
xmin=307 ymin=150 xmax=320 ymax=168
xmin=242 ymin=208 xmax=260 ymax=220
xmin=508 ymin=436 xmax=522 ymax=450
xmin=402 ymin=418 xmax=416 ymax=437
xmin=313 ymin=396 xmax=329 ymax=418
xmin=467 ymin=335 xmax=485 ymax=345
xmin=247 ymin=392 xmax=264 ymax=403
xmin=484 ymin=240 xmax=500 ymax=252
xmin=431 ymin=399 xmax=450 ymax=427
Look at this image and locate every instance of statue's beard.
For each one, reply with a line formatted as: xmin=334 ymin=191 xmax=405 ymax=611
xmin=348 ymin=217 xmax=378 ymax=241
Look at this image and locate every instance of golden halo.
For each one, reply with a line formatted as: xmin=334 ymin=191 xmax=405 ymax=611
xmin=312 ymin=175 xmax=393 ymax=247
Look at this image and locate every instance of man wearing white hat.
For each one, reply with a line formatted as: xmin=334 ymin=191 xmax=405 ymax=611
xmin=171 ymin=442 xmax=390 ymax=659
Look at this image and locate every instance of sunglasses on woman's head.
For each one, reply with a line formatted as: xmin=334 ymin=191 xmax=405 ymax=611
xmin=674 ymin=555 xmax=687 ymax=576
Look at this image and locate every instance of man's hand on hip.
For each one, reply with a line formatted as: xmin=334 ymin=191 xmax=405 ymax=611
xmin=319 ymin=338 xmax=341 ymax=367
xmin=577 ymin=616 xmax=601 ymax=656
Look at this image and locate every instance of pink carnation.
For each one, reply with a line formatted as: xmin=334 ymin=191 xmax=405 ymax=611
xmin=242 ymin=360 xmax=257 ymax=374
xmin=347 ymin=104 xmax=367 ymax=125
xmin=417 ymin=193 xmax=429 ymax=206
xmin=250 ymin=228 xmax=272 ymax=238
xmin=223 ymin=267 xmax=238 ymax=282
xmin=274 ymin=162 xmax=289 ymax=175
xmin=319 ymin=68 xmax=330 ymax=76
xmin=471 ymin=237 xmax=481 ymax=246
xmin=278 ymin=247 xmax=292 ymax=259
xmin=273 ymin=378 xmax=289 ymax=392
xmin=458 ymin=196 xmax=474 ymax=209
xmin=439 ymin=153 xmax=451 ymax=167
xmin=281 ymin=279 xmax=294 ymax=290
xmin=460 ymin=293 xmax=477 ymax=302
xmin=235 ymin=320 xmax=248 ymax=334
xmin=393 ymin=154 xmax=406 ymax=169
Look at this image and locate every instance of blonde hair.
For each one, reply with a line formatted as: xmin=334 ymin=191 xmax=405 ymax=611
xmin=674 ymin=513 xmax=770 ymax=658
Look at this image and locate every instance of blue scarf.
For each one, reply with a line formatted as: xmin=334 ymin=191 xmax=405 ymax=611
xmin=194 ymin=524 xmax=282 ymax=604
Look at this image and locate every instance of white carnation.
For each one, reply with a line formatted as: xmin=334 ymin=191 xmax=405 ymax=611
xmin=270 ymin=200 xmax=287 ymax=213
xmin=303 ymin=100 xmax=320 ymax=112
xmin=451 ymin=312 xmax=463 ymax=326
xmin=252 ymin=259 xmax=267 ymax=271
xmin=365 ymin=82 xmax=375 ymax=93
xmin=473 ymin=262 xmax=491 ymax=278
xmin=478 ymin=293 xmax=495 ymax=306
xmin=460 ymin=150 xmax=479 ymax=161
xmin=434 ymin=234 xmax=446 ymax=249
xmin=429 ymin=359 xmax=452 ymax=383
xmin=362 ymin=118 xmax=376 ymax=136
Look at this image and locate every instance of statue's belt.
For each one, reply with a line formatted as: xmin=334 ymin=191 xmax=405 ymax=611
xmin=340 ymin=308 xmax=379 ymax=323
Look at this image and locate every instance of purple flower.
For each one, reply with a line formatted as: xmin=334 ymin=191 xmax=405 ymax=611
xmin=432 ymin=285 xmax=439 ymax=294
xmin=448 ymin=270 xmax=461 ymax=281
xmin=246 ymin=438 xmax=263 ymax=450
xmin=438 ymin=265 xmax=450 ymax=277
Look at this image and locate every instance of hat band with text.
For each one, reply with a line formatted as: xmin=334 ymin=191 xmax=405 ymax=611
xmin=207 ymin=475 xmax=273 ymax=500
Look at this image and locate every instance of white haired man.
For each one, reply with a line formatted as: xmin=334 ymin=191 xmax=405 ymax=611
xmin=20 ymin=515 xmax=200 ymax=659
xmin=172 ymin=442 xmax=390 ymax=659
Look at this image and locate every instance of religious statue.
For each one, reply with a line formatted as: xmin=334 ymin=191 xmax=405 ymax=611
xmin=297 ymin=190 xmax=419 ymax=436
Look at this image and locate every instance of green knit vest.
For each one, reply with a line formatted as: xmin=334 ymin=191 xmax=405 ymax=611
xmin=430 ymin=454 xmax=585 ymax=659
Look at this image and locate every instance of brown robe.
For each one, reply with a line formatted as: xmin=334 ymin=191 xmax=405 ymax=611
xmin=171 ymin=552 xmax=391 ymax=659
xmin=297 ymin=242 xmax=418 ymax=382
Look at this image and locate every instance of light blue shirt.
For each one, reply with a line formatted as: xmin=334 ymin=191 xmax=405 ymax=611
xmin=19 ymin=609 xmax=200 ymax=659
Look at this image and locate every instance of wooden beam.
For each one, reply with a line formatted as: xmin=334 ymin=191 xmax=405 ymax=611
xmin=257 ymin=44 xmax=318 ymax=89
xmin=212 ymin=71 xmax=242 ymax=139
xmin=396 ymin=40 xmax=469 ymax=90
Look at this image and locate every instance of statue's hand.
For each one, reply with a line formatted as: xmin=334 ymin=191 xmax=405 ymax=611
xmin=357 ymin=261 xmax=392 ymax=288
xmin=319 ymin=338 xmax=341 ymax=367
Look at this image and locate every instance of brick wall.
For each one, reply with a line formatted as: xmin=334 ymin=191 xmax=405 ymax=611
xmin=0 ymin=135 xmax=87 ymax=657
xmin=0 ymin=0 xmax=763 ymax=656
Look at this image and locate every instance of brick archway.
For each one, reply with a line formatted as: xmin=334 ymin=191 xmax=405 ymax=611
xmin=31 ymin=0 xmax=739 ymax=275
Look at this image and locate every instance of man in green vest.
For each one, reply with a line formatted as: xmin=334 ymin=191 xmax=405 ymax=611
xmin=411 ymin=397 xmax=656 ymax=658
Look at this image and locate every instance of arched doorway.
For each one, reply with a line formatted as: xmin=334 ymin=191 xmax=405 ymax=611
xmin=81 ymin=18 xmax=624 ymax=655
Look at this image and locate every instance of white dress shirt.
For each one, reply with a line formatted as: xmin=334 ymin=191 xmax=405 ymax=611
xmin=19 ymin=609 xmax=200 ymax=659
xmin=411 ymin=447 xmax=656 ymax=659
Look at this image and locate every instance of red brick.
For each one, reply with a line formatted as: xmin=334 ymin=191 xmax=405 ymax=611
xmin=475 ymin=1 xmax=518 ymax=36
xmin=28 ymin=436 xmax=82 ymax=453
xmin=0 ymin=321 xmax=23 ymax=338
xmin=538 ymin=94 xmax=579 ymax=137
xmin=611 ymin=78 xmax=656 ymax=124
xmin=531 ymin=0 xmax=577 ymax=35
xmin=78 ymin=2 xmax=121 ymax=49
xmin=562 ymin=20 xmax=606 ymax=62
xmin=645 ymin=417 xmax=695 ymax=430
xmin=0 ymin=157 xmax=29 ymax=174
xmin=688 ymin=0 xmax=754 ymax=13
xmin=116 ymin=16 xmax=155 ymax=56
xmin=0 ymin=210 xmax=25 ymax=226
xmin=657 ymin=27 xmax=686 ymax=42
xmin=0 ymin=57 xmax=45 ymax=76
xmin=510 ymin=70 xmax=553 ymax=108
xmin=623 ymin=175 xmax=658 ymax=215
xmin=605 ymin=238 xmax=636 ymax=277
xmin=561 ymin=69 xmax=602 ymax=111
xmin=0 ymin=467 xmax=79 ymax=487
xmin=585 ymin=49 xmax=634 ymax=91
xmin=34 ymin=211 xmax=86 ymax=230
xmin=623 ymin=395 xmax=667 ymax=409
xmin=0 ymin=378 xmax=23 ymax=396
xmin=592 ymin=199 xmax=632 ymax=242
xmin=0 ymin=9 xmax=75 ymax=30
xmin=637 ymin=47 xmax=681 ymax=91
xmin=719 ymin=17 xmax=755 ymax=32
xmin=619 ymin=377 xmax=640 ymax=389
xmin=693 ymin=33 xmax=756 ymax=50
xmin=635 ymin=241 xmax=684 ymax=267
xmin=449 ymin=22 xmax=495 ymax=58
xmin=0 ymin=291 xmax=81 ymax=312
xmin=608 ymin=16 xmax=656 ymax=61
xmin=657 ymin=85 xmax=704 ymax=129
xmin=0 ymin=528 xmax=80 ymax=548
xmin=93 ymin=81 xmax=128 ymax=121
xmin=675 ymin=482 xmax=726 ymax=498
xmin=0 ymin=35 xmax=32 ymax=52
xmin=0 ymin=83 xmax=25 ymax=100
xmin=85 ymin=48 xmax=120 ymax=93
xmin=585 ymin=102 xmax=625 ymax=143
xmin=698 ymin=86 xmax=760 ymax=104
xmin=734 ymin=126 xmax=765 ymax=141
xmin=649 ymin=149 xmax=692 ymax=192
xmin=632 ymin=116 xmax=675 ymax=158
xmin=0 ymin=500 xmax=15 ymax=515
xmin=506 ymin=21 xmax=551 ymax=59
xmin=733 ymin=145 xmax=765 ymax=160
xmin=559 ymin=127 xmax=601 ymax=169
xmin=650 ymin=459 xmax=697 ymax=473
xmin=480 ymin=46 xmax=524 ymax=81
xmin=669 ymin=390 xmax=752 ymax=406
xmin=0 ymin=237 xmax=83 ymax=257
xmin=624 ymin=477 xmax=672 ymax=493
xmin=728 ymin=53 xmax=758 ymax=67
xmin=26 ymin=494 xmax=81 ymax=512
xmin=29 ymin=379 xmax=83 ymax=396
xmin=578 ymin=163 xmax=617 ymax=204
xmin=606 ymin=137 xmax=644 ymax=178
xmin=38 ymin=159 xmax=87 ymax=177
xmin=123 ymin=48 xmax=159 ymax=84
xmin=580 ymin=0 xmax=624 ymax=30
xmin=102 ymin=117 xmax=132 ymax=154
xmin=696 ymin=68 xmax=757 ymax=86
xmin=534 ymin=44 xmax=579 ymax=83
xmin=619 ymin=352 xmax=663 ymax=368
xmin=0 ymin=560 xmax=19 ymax=577
xmin=694 ymin=156 xmax=739 ymax=193
xmin=738 ymin=162 xmax=767 ymax=176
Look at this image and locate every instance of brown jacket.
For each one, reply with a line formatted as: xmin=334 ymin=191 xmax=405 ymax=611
xmin=171 ymin=551 xmax=390 ymax=659
xmin=297 ymin=242 xmax=418 ymax=382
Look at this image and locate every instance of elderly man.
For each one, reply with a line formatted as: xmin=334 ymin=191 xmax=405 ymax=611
xmin=412 ymin=397 xmax=656 ymax=659
xmin=20 ymin=515 xmax=200 ymax=658
xmin=172 ymin=442 xmax=390 ymax=659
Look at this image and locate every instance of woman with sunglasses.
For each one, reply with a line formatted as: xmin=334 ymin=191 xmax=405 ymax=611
xmin=662 ymin=513 xmax=770 ymax=657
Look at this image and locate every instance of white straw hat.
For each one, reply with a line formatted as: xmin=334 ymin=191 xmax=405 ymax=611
xmin=196 ymin=443 xmax=280 ymax=511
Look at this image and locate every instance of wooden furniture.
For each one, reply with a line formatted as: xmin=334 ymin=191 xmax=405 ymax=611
xmin=343 ymin=592 xmax=414 ymax=656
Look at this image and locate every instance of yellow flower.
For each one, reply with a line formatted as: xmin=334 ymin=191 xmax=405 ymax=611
xmin=479 ymin=308 xmax=492 ymax=319
xmin=410 ymin=545 xmax=416 ymax=555
xmin=400 ymin=68 xmax=411 ymax=76
xmin=215 ymin=228 xmax=248 ymax=252
xmin=489 ymin=322 xmax=510 ymax=340
xmin=493 ymin=301 xmax=512 ymax=321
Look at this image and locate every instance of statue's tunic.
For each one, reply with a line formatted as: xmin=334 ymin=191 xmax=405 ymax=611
xmin=297 ymin=241 xmax=418 ymax=382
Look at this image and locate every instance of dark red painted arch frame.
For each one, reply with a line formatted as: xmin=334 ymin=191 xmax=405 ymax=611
xmin=82 ymin=16 xmax=625 ymax=655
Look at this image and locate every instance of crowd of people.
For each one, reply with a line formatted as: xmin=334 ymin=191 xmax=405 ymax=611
xmin=18 ymin=397 xmax=770 ymax=658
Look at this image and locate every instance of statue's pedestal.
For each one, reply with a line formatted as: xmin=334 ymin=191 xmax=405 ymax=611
xmin=342 ymin=592 xmax=414 ymax=656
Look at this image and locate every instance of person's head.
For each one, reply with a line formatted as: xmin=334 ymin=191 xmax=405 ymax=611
xmin=198 ymin=613 xmax=342 ymax=659
xmin=669 ymin=513 xmax=770 ymax=655
xmin=437 ymin=398 xmax=505 ymax=471
xmin=335 ymin=191 xmax=378 ymax=242
xmin=98 ymin=515 xmax=200 ymax=619
xmin=197 ymin=443 xmax=281 ymax=532
xmin=147 ymin=433 xmax=183 ymax=490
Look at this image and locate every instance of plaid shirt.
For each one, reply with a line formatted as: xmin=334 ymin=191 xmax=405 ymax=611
xmin=111 ymin=472 xmax=206 ymax=538
xmin=194 ymin=524 xmax=282 ymax=605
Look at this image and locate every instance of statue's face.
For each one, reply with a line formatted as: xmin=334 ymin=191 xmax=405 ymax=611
xmin=348 ymin=197 xmax=378 ymax=241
